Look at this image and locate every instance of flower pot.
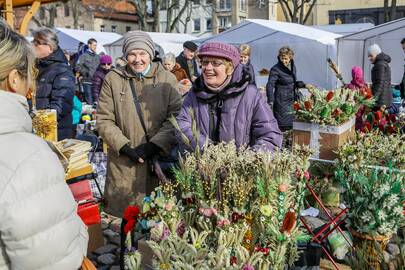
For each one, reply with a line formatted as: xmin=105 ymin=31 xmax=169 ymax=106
xmin=350 ymin=229 xmax=391 ymax=270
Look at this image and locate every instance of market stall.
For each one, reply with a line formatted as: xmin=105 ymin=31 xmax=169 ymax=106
xmin=54 ymin=27 xmax=122 ymax=54
xmin=104 ymin=32 xmax=197 ymax=61
xmin=196 ymin=19 xmax=341 ymax=89
xmin=337 ymin=17 xmax=405 ymax=86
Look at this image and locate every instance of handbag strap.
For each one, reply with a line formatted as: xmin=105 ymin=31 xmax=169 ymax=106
xmin=128 ymin=78 xmax=150 ymax=142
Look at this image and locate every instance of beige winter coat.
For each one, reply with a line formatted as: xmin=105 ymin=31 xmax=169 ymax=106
xmin=97 ymin=62 xmax=182 ymax=217
xmin=0 ymin=90 xmax=88 ymax=270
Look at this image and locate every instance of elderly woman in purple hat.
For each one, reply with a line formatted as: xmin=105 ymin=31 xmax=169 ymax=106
xmin=176 ymin=41 xmax=282 ymax=152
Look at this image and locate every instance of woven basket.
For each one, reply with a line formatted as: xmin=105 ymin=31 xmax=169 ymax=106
xmin=350 ymin=229 xmax=391 ymax=270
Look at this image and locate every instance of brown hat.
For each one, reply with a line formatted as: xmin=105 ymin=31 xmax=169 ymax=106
xmin=123 ymin=31 xmax=155 ymax=59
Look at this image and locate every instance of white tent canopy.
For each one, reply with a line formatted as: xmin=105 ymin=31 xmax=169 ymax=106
xmin=337 ymin=18 xmax=405 ymax=85
xmin=312 ymin=23 xmax=374 ymax=35
xmin=197 ymin=19 xmax=341 ymax=89
xmin=104 ymin=32 xmax=197 ymax=61
xmin=55 ymin=28 xmax=122 ymax=54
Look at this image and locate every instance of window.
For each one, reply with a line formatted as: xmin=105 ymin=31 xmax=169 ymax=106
xmin=66 ymin=25 xmax=71 ymax=29
xmin=79 ymin=25 xmax=84 ymax=30
xmin=219 ymin=0 xmax=231 ymax=10
xmin=100 ymin=25 xmax=105 ymax=32
xmin=219 ymin=16 xmax=231 ymax=29
xmin=206 ymin=18 xmax=212 ymax=30
xmin=259 ymin=0 xmax=265 ymax=9
xmin=54 ymin=8 xmax=58 ymax=18
xmin=193 ymin=19 xmax=201 ymax=32
xmin=240 ymin=0 xmax=246 ymax=11
xmin=126 ymin=26 xmax=132 ymax=32
xmin=64 ymin=3 xmax=70 ymax=17
xmin=112 ymin=25 xmax=117 ymax=33
xmin=193 ymin=0 xmax=200 ymax=5
xmin=205 ymin=0 xmax=212 ymax=5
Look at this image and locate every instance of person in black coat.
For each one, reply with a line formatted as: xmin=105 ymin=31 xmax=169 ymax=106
xmin=32 ymin=28 xmax=75 ymax=140
xmin=368 ymin=44 xmax=392 ymax=109
xmin=176 ymin=41 xmax=199 ymax=82
xmin=239 ymin=44 xmax=256 ymax=85
xmin=266 ymin=46 xmax=306 ymax=131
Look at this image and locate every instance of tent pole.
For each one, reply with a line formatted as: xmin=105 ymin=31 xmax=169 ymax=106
xmin=362 ymin=40 xmax=366 ymax=83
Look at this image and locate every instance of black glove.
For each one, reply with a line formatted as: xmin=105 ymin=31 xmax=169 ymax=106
xmin=119 ymin=144 xmax=143 ymax=162
xmin=136 ymin=142 xmax=161 ymax=160
xmin=120 ymin=143 xmax=161 ymax=162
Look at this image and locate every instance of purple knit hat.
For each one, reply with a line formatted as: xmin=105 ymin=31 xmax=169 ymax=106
xmin=100 ymin=55 xmax=112 ymax=64
xmin=198 ymin=42 xmax=240 ymax=68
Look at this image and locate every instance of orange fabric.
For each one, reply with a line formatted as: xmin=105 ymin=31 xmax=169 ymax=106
xmin=81 ymin=257 xmax=97 ymax=270
xmin=172 ymin=63 xmax=188 ymax=82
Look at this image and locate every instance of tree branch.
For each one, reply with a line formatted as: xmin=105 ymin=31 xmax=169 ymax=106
xmin=278 ymin=0 xmax=292 ymax=22
xmin=303 ymin=0 xmax=317 ymax=24
xmin=169 ymin=0 xmax=190 ymax=32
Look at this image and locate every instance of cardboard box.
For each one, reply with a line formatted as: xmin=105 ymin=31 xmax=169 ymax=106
xmin=87 ymin=223 xmax=104 ymax=254
xmin=293 ymin=118 xmax=355 ymax=160
xmin=138 ymin=239 xmax=154 ymax=268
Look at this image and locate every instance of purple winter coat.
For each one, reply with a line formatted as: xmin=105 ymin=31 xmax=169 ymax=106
xmin=91 ymin=66 xmax=110 ymax=103
xmin=176 ymin=64 xmax=283 ymax=152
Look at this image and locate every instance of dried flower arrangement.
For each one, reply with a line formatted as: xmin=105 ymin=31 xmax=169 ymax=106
xmin=32 ymin=109 xmax=58 ymax=141
xmin=336 ymin=168 xmax=404 ymax=237
xmin=293 ymin=87 xmax=374 ymax=126
xmin=122 ymin=142 xmax=313 ymax=270
xmin=337 ymin=131 xmax=405 ymax=171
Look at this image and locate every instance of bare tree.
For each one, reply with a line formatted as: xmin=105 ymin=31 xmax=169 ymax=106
xmin=179 ymin=2 xmax=193 ymax=33
xmin=152 ymin=0 xmax=161 ymax=31
xmin=276 ymin=0 xmax=317 ymax=24
xmin=211 ymin=0 xmax=218 ymax=34
xmin=128 ymin=0 xmax=150 ymax=30
xmin=166 ymin=0 xmax=193 ymax=33
xmin=384 ymin=0 xmax=397 ymax=22
xmin=69 ymin=0 xmax=81 ymax=29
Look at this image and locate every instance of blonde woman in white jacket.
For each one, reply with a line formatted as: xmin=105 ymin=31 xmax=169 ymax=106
xmin=0 ymin=20 xmax=88 ymax=269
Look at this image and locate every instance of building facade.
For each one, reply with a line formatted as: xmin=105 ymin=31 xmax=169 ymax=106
xmin=159 ymin=0 xmax=213 ymax=36
xmin=311 ymin=0 xmax=405 ymax=25
xmin=17 ymin=0 xmax=140 ymax=35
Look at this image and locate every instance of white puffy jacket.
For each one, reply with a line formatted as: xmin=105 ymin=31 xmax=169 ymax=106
xmin=0 ymin=90 xmax=88 ymax=270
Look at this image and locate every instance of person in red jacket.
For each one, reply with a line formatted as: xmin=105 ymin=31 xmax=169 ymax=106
xmin=91 ymin=54 xmax=112 ymax=104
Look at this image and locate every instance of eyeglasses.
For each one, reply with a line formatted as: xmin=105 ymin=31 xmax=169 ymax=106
xmin=31 ymin=39 xmax=48 ymax=46
xmin=200 ymin=60 xmax=224 ymax=67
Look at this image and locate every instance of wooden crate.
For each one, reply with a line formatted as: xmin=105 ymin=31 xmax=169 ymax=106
xmin=293 ymin=118 xmax=355 ymax=160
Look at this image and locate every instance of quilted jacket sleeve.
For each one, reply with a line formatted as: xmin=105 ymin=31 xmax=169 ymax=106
xmin=0 ymin=140 xmax=88 ymax=270
xmin=91 ymin=71 xmax=103 ymax=103
xmin=176 ymin=91 xmax=209 ymax=152
xmin=49 ymin=69 xmax=75 ymax=121
xmin=250 ymin=92 xmax=283 ymax=152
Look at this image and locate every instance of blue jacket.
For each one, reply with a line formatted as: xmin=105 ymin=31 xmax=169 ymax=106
xmin=72 ymin=96 xmax=82 ymax=125
xmin=36 ymin=47 xmax=75 ymax=140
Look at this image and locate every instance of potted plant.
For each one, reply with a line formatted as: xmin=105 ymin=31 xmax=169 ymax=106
xmin=335 ymin=167 xmax=404 ymax=270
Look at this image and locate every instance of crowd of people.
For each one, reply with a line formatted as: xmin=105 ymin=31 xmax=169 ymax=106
xmin=0 ymin=16 xmax=404 ymax=268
